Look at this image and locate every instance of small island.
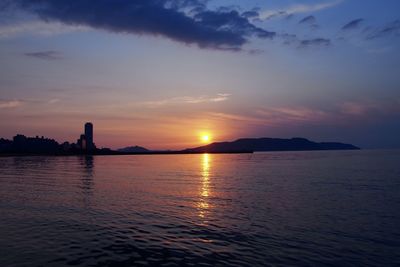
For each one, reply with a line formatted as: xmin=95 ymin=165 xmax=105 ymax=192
xmin=184 ymin=137 xmax=359 ymax=153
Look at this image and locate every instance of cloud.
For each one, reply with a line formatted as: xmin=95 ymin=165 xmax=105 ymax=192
xmin=0 ymin=21 xmax=88 ymax=39
xmin=24 ymin=50 xmax=63 ymax=60
xmin=0 ymin=99 xmax=23 ymax=109
xmin=48 ymin=98 xmax=61 ymax=104
xmin=257 ymin=107 xmax=329 ymax=123
xmin=342 ymin=18 xmax=364 ymax=30
xmin=247 ymin=49 xmax=264 ymax=55
xmin=298 ymin=15 xmax=318 ymax=29
xmin=193 ymin=10 xmax=275 ymax=40
xmin=299 ymin=15 xmax=317 ymax=24
xmin=279 ymin=33 xmax=331 ymax=48
xmin=6 ymin=0 xmax=275 ymax=50
xmin=209 ymin=99 xmax=400 ymax=130
xmin=259 ymin=0 xmax=343 ymax=20
xmin=367 ymin=20 xmax=400 ymax=39
xmin=138 ymin=94 xmax=230 ymax=108
xmin=0 ymin=98 xmax=63 ymax=109
xmin=281 ymin=33 xmax=298 ymax=45
xmin=209 ymin=93 xmax=230 ymax=102
xmin=206 ymin=106 xmax=330 ymax=128
xmin=285 ymin=0 xmax=343 ymax=14
xmin=242 ymin=10 xmax=259 ymax=19
xmin=338 ymin=100 xmax=400 ymax=116
xmin=207 ymin=112 xmax=269 ymax=125
xmin=339 ymin=102 xmax=368 ymax=115
xmin=299 ymin=38 xmax=331 ymax=47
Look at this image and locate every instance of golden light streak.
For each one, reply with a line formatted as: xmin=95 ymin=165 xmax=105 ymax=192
xmin=198 ymin=153 xmax=211 ymax=218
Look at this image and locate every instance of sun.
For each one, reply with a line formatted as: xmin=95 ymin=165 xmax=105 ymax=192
xmin=201 ymin=134 xmax=210 ymax=143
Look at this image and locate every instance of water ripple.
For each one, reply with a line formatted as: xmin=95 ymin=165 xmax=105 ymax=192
xmin=1 ymin=151 xmax=400 ymax=266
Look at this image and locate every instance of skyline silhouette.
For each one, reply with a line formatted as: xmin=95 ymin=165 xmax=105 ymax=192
xmin=0 ymin=121 xmax=360 ymax=155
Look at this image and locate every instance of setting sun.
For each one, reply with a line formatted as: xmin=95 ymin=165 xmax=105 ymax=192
xmin=201 ymin=134 xmax=210 ymax=143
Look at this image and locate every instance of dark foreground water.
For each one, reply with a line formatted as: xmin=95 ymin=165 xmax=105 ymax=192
xmin=1 ymin=150 xmax=400 ymax=267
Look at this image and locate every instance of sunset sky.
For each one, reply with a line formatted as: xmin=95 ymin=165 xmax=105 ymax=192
xmin=1 ymin=0 xmax=400 ymax=149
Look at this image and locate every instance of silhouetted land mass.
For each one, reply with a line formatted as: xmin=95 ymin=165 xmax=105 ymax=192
xmin=0 ymin=134 xmax=252 ymax=156
xmin=117 ymin=146 xmax=149 ymax=153
xmin=0 ymin=135 xmax=359 ymax=156
xmin=0 ymin=135 xmax=112 ymax=156
xmin=0 ymin=135 xmax=61 ymax=154
xmin=184 ymin=137 xmax=360 ymax=153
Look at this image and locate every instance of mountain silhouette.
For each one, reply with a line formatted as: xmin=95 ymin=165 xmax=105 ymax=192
xmin=184 ymin=137 xmax=359 ymax=153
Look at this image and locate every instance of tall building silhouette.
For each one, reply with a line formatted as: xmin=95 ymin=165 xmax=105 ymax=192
xmin=77 ymin=134 xmax=86 ymax=150
xmin=85 ymin=122 xmax=94 ymax=150
xmin=76 ymin=122 xmax=95 ymax=152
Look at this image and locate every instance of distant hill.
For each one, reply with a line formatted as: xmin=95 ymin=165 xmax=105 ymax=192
xmin=117 ymin=146 xmax=149 ymax=153
xmin=184 ymin=137 xmax=360 ymax=153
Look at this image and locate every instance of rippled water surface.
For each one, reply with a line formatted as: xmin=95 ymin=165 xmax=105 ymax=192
xmin=1 ymin=150 xmax=400 ymax=266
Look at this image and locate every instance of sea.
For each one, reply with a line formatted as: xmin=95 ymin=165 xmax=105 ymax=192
xmin=1 ymin=150 xmax=399 ymax=266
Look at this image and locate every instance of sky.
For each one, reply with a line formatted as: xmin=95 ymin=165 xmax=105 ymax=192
xmin=0 ymin=0 xmax=399 ymax=150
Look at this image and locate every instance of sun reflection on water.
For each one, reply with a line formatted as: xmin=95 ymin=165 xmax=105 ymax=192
xmin=198 ymin=153 xmax=211 ymax=219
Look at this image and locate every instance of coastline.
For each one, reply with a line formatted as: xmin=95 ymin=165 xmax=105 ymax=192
xmin=0 ymin=150 xmax=254 ymax=157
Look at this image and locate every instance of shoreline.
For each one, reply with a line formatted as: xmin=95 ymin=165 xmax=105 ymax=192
xmin=0 ymin=150 xmax=254 ymax=157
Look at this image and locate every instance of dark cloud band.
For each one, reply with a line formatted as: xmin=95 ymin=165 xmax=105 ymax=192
xmin=7 ymin=0 xmax=275 ymax=50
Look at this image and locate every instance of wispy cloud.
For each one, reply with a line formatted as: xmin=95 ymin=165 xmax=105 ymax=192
xmin=342 ymin=18 xmax=364 ymax=30
xmin=207 ymin=112 xmax=269 ymax=125
xmin=0 ymin=99 xmax=23 ymax=109
xmin=299 ymin=38 xmax=331 ymax=48
xmin=24 ymin=51 xmax=63 ymax=60
xmin=259 ymin=0 xmax=343 ymax=20
xmin=280 ymin=33 xmax=332 ymax=48
xmin=299 ymin=15 xmax=317 ymax=25
xmin=138 ymin=94 xmax=230 ymax=108
xmin=206 ymin=106 xmax=330 ymax=127
xmin=48 ymin=98 xmax=61 ymax=104
xmin=0 ymin=21 xmax=88 ymax=39
xmin=366 ymin=20 xmax=400 ymax=40
xmin=338 ymin=100 xmax=400 ymax=115
xmin=0 ymin=98 xmax=62 ymax=109
xmin=207 ymin=99 xmax=400 ymax=129
xmin=256 ymin=106 xmax=329 ymax=123
xmin=298 ymin=15 xmax=318 ymax=30
xmin=339 ymin=101 xmax=369 ymax=115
